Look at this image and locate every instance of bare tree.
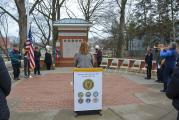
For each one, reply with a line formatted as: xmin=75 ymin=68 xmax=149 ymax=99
xmin=115 ymin=0 xmax=128 ymax=57
xmin=0 ymin=13 xmax=10 ymax=60
xmin=32 ymin=0 xmax=52 ymax=48
xmin=52 ymin=0 xmax=66 ymax=67
xmin=0 ymin=0 xmax=43 ymax=51
xmin=77 ymin=0 xmax=105 ymax=22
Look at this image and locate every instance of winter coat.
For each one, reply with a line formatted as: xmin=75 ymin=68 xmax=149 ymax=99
xmin=145 ymin=53 xmax=153 ymax=66
xmin=0 ymin=56 xmax=11 ymax=97
xmin=9 ymin=49 xmax=21 ymax=66
xmin=34 ymin=51 xmax=41 ymax=62
xmin=44 ymin=52 xmax=52 ymax=64
xmin=166 ymin=66 xmax=179 ymax=111
xmin=96 ymin=50 xmax=102 ymax=63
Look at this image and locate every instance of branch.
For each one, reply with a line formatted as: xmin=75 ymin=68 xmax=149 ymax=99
xmin=89 ymin=30 xmax=106 ymax=39
xmin=78 ymin=0 xmax=88 ymax=18
xmin=115 ymin=0 xmax=121 ymax=9
xmin=65 ymin=3 xmax=77 ymax=18
xmin=89 ymin=0 xmax=105 ymax=19
xmin=59 ymin=0 xmax=66 ymax=7
xmin=32 ymin=13 xmax=47 ymax=40
xmin=0 ymin=6 xmax=18 ymax=22
xmin=29 ymin=0 xmax=43 ymax=14
xmin=35 ymin=7 xmax=51 ymax=19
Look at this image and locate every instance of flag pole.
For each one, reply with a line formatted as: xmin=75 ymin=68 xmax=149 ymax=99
xmin=26 ymin=0 xmax=30 ymax=34
xmin=26 ymin=0 xmax=33 ymax=78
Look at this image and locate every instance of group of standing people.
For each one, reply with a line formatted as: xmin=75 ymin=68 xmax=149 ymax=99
xmin=145 ymin=42 xmax=179 ymax=119
xmin=0 ymin=45 xmax=53 ymax=120
xmin=9 ymin=44 xmax=53 ymax=80
xmin=23 ymin=46 xmax=41 ymax=78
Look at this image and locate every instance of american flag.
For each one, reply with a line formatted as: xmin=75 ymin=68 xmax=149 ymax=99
xmin=25 ymin=27 xmax=35 ymax=69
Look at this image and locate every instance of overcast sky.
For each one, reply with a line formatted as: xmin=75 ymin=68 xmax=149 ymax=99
xmin=7 ymin=0 xmax=84 ymax=38
xmin=2 ymin=0 xmax=134 ymax=40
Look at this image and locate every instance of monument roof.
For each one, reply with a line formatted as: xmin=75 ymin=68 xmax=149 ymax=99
xmin=53 ymin=18 xmax=93 ymax=27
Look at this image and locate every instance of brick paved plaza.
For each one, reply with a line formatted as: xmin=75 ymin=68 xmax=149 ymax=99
xmin=8 ymin=68 xmax=178 ymax=120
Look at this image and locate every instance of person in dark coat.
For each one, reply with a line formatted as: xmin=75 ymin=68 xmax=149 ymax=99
xmin=160 ymin=42 xmax=177 ymax=92
xmin=9 ymin=45 xmax=21 ymax=80
xmin=44 ymin=50 xmax=52 ymax=70
xmin=34 ymin=47 xmax=41 ymax=75
xmin=24 ymin=50 xmax=30 ymax=78
xmin=95 ymin=45 xmax=102 ymax=67
xmin=145 ymin=47 xmax=153 ymax=79
xmin=166 ymin=60 xmax=179 ymax=120
xmin=0 ymin=55 xmax=11 ymax=120
xmin=155 ymin=45 xmax=165 ymax=83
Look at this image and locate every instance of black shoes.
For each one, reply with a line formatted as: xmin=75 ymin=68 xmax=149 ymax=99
xmin=145 ymin=77 xmax=151 ymax=80
xmin=14 ymin=78 xmax=20 ymax=80
xmin=160 ymin=90 xmax=166 ymax=93
xmin=155 ymin=80 xmax=162 ymax=83
xmin=34 ymin=73 xmax=41 ymax=75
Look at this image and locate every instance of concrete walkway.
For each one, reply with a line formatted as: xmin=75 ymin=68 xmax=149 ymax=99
xmin=8 ymin=68 xmax=178 ymax=120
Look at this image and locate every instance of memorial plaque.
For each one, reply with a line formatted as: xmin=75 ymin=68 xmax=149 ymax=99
xmin=63 ymin=39 xmax=81 ymax=58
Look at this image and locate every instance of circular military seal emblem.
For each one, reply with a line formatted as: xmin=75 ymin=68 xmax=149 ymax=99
xmin=93 ymin=91 xmax=99 ymax=97
xmin=83 ymin=79 xmax=94 ymax=90
xmin=86 ymin=98 xmax=91 ymax=103
xmin=78 ymin=92 xmax=84 ymax=98
xmin=93 ymin=98 xmax=99 ymax=103
xmin=78 ymin=99 xmax=84 ymax=104
xmin=86 ymin=92 xmax=91 ymax=97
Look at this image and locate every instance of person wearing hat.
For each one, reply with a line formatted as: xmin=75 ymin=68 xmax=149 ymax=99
xmin=44 ymin=50 xmax=52 ymax=70
xmin=160 ymin=42 xmax=177 ymax=92
xmin=95 ymin=45 xmax=102 ymax=67
xmin=0 ymin=55 xmax=11 ymax=120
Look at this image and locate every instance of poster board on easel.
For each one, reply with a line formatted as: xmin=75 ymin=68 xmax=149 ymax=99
xmin=73 ymin=68 xmax=103 ymax=114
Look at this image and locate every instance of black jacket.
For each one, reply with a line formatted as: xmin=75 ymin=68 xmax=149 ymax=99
xmin=0 ymin=56 xmax=11 ymax=97
xmin=145 ymin=53 xmax=153 ymax=66
xmin=166 ymin=66 xmax=179 ymax=110
xmin=96 ymin=50 xmax=102 ymax=62
xmin=34 ymin=51 xmax=41 ymax=61
xmin=44 ymin=52 xmax=52 ymax=64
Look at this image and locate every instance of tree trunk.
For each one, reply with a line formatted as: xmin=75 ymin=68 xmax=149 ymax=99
xmin=18 ymin=15 xmax=27 ymax=52
xmin=16 ymin=0 xmax=27 ymax=52
xmin=52 ymin=0 xmax=57 ymax=69
xmin=116 ymin=0 xmax=127 ymax=57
